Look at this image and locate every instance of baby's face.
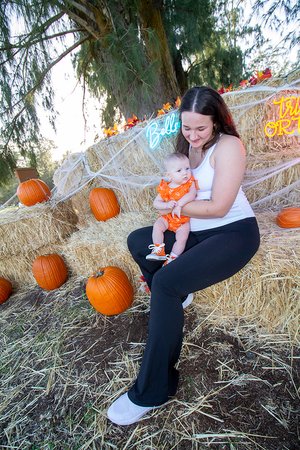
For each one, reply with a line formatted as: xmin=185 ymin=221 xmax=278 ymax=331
xmin=166 ymin=157 xmax=192 ymax=185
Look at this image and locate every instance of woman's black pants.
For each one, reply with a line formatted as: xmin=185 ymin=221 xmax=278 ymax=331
xmin=127 ymin=217 xmax=260 ymax=406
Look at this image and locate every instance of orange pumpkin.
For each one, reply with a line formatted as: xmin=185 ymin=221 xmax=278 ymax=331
xmin=17 ymin=178 xmax=51 ymax=206
xmin=0 ymin=277 xmax=13 ymax=304
xmin=89 ymin=188 xmax=120 ymax=221
xmin=86 ymin=266 xmax=134 ymax=316
xmin=276 ymin=207 xmax=300 ymax=228
xmin=32 ymin=254 xmax=68 ymax=290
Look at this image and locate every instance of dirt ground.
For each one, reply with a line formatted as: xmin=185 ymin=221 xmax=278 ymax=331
xmin=0 ymin=279 xmax=299 ymax=449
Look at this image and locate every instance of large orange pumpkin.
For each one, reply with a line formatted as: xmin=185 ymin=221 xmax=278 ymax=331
xmin=17 ymin=178 xmax=51 ymax=206
xmin=0 ymin=277 xmax=13 ymax=304
xmin=32 ymin=254 xmax=68 ymax=290
xmin=89 ymin=188 xmax=120 ymax=221
xmin=276 ymin=207 xmax=300 ymax=228
xmin=86 ymin=266 xmax=134 ymax=316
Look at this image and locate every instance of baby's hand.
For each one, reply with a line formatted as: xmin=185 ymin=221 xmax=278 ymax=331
xmin=166 ymin=200 xmax=177 ymax=209
xmin=172 ymin=204 xmax=182 ymax=218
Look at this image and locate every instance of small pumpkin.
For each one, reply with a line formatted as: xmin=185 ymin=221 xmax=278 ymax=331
xmin=0 ymin=277 xmax=13 ymax=304
xmin=32 ymin=254 xmax=68 ymax=290
xmin=276 ymin=207 xmax=300 ymax=228
xmin=86 ymin=266 xmax=134 ymax=316
xmin=17 ymin=178 xmax=51 ymax=206
xmin=89 ymin=188 xmax=120 ymax=221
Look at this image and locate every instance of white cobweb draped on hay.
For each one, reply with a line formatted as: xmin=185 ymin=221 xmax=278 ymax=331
xmin=50 ymin=76 xmax=299 ymax=212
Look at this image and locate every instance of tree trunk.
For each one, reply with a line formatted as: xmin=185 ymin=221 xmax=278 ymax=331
xmin=64 ymin=0 xmax=180 ymax=119
xmin=173 ymin=50 xmax=188 ymax=94
xmin=138 ymin=0 xmax=180 ymax=103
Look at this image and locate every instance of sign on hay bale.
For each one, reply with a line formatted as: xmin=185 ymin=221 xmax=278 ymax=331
xmin=264 ymin=90 xmax=299 ymax=140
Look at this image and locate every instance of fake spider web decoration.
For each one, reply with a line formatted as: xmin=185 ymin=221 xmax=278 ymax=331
xmin=50 ymin=76 xmax=299 ymax=214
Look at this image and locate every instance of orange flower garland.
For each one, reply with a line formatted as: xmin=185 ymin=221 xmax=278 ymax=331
xmin=101 ymin=68 xmax=272 ymax=139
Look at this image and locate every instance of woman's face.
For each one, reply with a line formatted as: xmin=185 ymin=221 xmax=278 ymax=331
xmin=181 ymin=111 xmax=214 ymax=150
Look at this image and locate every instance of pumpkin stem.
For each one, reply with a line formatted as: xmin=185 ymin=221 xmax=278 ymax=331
xmin=94 ymin=270 xmax=104 ymax=278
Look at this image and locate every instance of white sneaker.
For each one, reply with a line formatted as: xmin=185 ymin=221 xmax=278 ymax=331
xmin=107 ymin=393 xmax=158 ymax=426
xmin=146 ymin=243 xmax=168 ymax=261
xmin=182 ymin=293 xmax=193 ymax=309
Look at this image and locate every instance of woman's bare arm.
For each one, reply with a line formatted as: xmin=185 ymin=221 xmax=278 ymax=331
xmin=156 ymin=135 xmax=246 ymax=219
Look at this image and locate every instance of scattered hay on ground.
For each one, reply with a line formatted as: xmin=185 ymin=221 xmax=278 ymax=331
xmin=0 ymin=279 xmax=299 ymax=449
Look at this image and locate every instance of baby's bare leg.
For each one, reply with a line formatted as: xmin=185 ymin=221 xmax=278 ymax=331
xmin=152 ymin=217 xmax=169 ymax=244
xmin=172 ymin=222 xmax=191 ymax=256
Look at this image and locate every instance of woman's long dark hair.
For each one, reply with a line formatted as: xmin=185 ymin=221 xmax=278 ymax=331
xmin=176 ymin=86 xmax=240 ymax=156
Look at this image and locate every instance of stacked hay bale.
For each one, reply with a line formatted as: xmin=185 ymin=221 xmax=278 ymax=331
xmin=3 ymin=75 xmax=297 ymax=338
xmin=52 ymin=116 xmax=178 ymax=227
xmin=60 ymin=75 xmax=299 ymax=340
xmin=52 ymin=76 xmax=299 ymax=226
xmin=62 ymin=211 xmax=156 ymax=284
xmin=61 ymin=209 xmax=299 ymax=340
xmin=224 ymin=76 xmax=300 ymax=210
xmin=197 ymin=211 xmax=299 ymax=341
xmin=0 ymin=202 xmax=78 ymax=287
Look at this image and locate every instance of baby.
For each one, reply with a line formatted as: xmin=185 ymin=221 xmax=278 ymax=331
xmin=146 ymin=152 xmax=197 ymax=265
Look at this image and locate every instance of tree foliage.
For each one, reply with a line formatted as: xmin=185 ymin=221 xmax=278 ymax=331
xmin=0 ymin=0 xmax=269 ymax=182
xmin=0 ymin=138 xmax=58 ymax=201
xmin=253 ymin=0 xmax=299 ymax=48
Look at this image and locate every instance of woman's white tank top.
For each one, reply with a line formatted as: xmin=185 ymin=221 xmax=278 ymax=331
xmin=190 ymin=143 xmax=255 ymax=232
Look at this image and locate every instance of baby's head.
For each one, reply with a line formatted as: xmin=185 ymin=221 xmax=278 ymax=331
xmin=164 ymin=153 xmax=191 ymax=185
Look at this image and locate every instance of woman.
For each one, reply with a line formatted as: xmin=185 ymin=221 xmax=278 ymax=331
xmin=107 ymin=86 xmax=260 ymax=426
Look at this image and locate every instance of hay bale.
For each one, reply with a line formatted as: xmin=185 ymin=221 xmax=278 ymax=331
xmin=86 ymin=121 xmax=175 ymax=175
xmin=69 ymin=179 xmax=102 ymax=228
xmin=62 ymin=211 xmax=156 ymax=284
xmin=52 ymin=153 xmax=88 ymax=199
xmin=83 ymin=120 xmax=176 ymax=216
xmin=245 ymin=151 xmax=300 ymax=209
xmin=69 ymin=178 xmax=157 ymax=229
xmin=0 ymin=243 xmax=64 ymax=288
xmin=71 ymin=120 xmax=178 ymax=224
xmin=0 ymin=201 xmax=78 ymax=257
xmin=63 ymin=210 xmax=299 ymax=340
xmin=224 ymin=80 xmax=299 ymax=157
xmin=225 ymin=89 xmax=270 ymax=155
xmin=195 ymin=211 xmax=300 ymax=341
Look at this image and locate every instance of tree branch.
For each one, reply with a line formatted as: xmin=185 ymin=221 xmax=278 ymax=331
xmin=0 ymin=29 xmax=83 ymax=52
xmin=5 ymin=35 xmax=89 ymax=146
xmin=64 ymin=0 xmax=98 ymax=23
xmin=62 ymin=9 xmax=100 ymax=39
xmin=60 ymin=0 xmax=113 ymax=37
xmin=15 ymin=11 xmax=66 ymax=47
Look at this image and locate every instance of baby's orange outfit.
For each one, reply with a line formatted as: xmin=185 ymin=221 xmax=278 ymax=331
xmin=157 ymin=176 xmax=195 ymax=232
